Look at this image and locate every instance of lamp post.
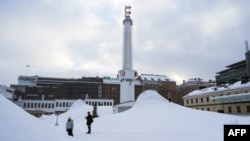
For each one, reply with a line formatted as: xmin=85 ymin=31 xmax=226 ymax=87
xmin=55 ymin=111 xmax=60 ymax=126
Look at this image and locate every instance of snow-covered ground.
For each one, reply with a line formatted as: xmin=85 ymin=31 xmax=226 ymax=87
xmin=1 ymin=90 xmax=250 ymax=141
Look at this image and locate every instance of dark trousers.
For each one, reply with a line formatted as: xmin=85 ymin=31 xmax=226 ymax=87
xmin=87 ymin=124 xmax=91 ymax=133
xmin=67 ymin=129 xmax=73 ymax=136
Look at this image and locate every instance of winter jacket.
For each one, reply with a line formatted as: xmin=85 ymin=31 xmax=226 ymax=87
xmin=66 ymin=119 xmax=74 ymax=129
xmin=86 ymin=115 xmax=93 ymax=125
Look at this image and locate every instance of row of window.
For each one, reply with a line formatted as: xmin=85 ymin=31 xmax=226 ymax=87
xmin=186 ymin=97 xmax=210 ymax=104
xmin=85 ymin=101 xmax=113 ymax=106
xmin=186 ymin=91 xmax=249 ymax=105
xmin=227 ymin=105 xmax=250 ymax=113
xmin=23 ymin=102 xmax=72 ymax=109
xmin=196 ymin=105 xmax=250 ymax=113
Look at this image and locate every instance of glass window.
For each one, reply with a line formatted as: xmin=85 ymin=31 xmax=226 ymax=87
xmin=228 ymin=106 xmax=232 ymax=113
xmin=246 ymin=105 xmax=250 ymax=113
xmin=237 ymin=106 xmax=241 ymax=113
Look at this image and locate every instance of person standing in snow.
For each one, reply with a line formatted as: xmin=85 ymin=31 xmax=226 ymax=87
xmin=66 ymin=116 xmax=74 ymax=136
xmin=85 ymin=111 xmax=93 ymax=134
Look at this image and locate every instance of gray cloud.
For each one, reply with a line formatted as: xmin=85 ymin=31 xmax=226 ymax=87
xmin=1 ymin=0 xmax=250 ymax=86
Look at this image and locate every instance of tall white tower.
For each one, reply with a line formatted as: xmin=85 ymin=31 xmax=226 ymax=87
xmin=118 ymin=6 xmax=138 ymax=103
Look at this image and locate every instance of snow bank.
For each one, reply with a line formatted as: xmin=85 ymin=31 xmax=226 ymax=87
xmin=0 ymin=95 xmax=74 ymax=141
xmin=0 ymin=90 xmax=249 ymax=141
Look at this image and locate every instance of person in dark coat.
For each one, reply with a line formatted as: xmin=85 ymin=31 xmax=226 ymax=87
xmin=66 ymin=116 xmax=74 ymax=136
xmin=85 ymin=111 xmax=93 ymax=134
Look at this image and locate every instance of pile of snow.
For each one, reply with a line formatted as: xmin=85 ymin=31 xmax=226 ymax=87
xmin=0 ymin=95 xmax=73 ymax=141
xmin=0 ymin=90 xmax=249 ymax=141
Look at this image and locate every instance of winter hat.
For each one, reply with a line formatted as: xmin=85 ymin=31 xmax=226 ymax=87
xmin=68 ymin=116 xmax=72 ymax=120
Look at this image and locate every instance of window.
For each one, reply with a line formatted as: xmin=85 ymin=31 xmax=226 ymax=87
xmin=247 ymin=106 xmax=250 ymax=113
xmin=196 ymin=98 xmax=198 ymax=103
xmin=186 ymin=99 xmax=189 ymax=104
xmin=206 ymin=97 xmax=209 ymax=102
xmin=237 ymin=106 xmax=241 ymax=113
xmin=201 ymin=98 xmax=203 ymax=103
xmin=228 ymin=107 xmax=232 ymax=113
xmin=207 ymin=108 xmax=210 ymax=111
xmin=191 ymin=99 xmax=193 ymax=104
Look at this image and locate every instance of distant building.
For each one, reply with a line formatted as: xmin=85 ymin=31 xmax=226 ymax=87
xmin=11 ymin=74 xmax=176 ymax=106
xmin=215 ymin=40 xmax=250 ymax=85
xmin=11 ymin=76 xmax=114 ymax=116
xmin=137 ymin=74 xmax=176 ymax=102
xmin=176 ymin=78 xmax=216 ymax=105
xmin=12 ymin=75 xmax=103 ymax=101
xmin=183 ymin=81 xmax=250 ymax=114
xmin=102 ymin=74 xmax=176 ymax=105
xmin=0 ymin=85 xmax=14 ymax=100
xmin=183 ymin=41 xmax=250 ymax=114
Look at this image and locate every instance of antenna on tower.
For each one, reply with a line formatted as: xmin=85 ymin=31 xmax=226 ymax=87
xmin=245 ymin=40 xmax=249 ymax=52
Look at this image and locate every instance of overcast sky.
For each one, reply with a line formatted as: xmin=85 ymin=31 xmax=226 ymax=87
xmin=1 ymin=0 xmax=250 ymax=86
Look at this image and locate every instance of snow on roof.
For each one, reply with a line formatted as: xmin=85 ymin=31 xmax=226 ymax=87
xmin=0 ymin=85 xmax=14 ymax=99
xmin=103 ymin=78 xmax=120 ymax=84
xmin=139 ymin=74 xmax=174 ymax=82
xmin=103 ymin=79 xmax=141 ymax=85
xmin=183 ymin=81 xmax=250 ymax=98
xmin=186 ymin=78 xmax=207 ymax=83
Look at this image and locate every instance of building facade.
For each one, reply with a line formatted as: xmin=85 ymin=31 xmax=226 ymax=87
xmin=176 ymin=78 xmax=215 ymax=105
xmin=12 ymin=75 xmax=103 ymax=101
xmin=215 ymin=40 xmax=250 ymax=85
xmin=137 ymin=74 xmax=176 ymax=101
xmin=11 ymin=74 xmax=176 ymax=106
xmin=183 ymin=80 xmax=250 ymax=114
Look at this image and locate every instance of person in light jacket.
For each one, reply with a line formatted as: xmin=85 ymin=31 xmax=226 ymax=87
xmin=66 ymin=116 xmax=74 ymax=136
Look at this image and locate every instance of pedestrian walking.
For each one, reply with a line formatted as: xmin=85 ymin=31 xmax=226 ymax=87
xmin=66 ymin=116 xmax=74 ymax=136
xmin=85 ymin=111 xmax=93 ymax=134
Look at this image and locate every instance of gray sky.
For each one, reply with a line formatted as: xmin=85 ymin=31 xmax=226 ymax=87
xmin=1 ymin=0 xmax=250 ymax=86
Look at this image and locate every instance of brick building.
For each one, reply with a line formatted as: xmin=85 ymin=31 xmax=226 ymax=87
xmin=176 ymin=78 xmax=215 ymax=105
xmin=11 ymin=74 xmax=176 ymax=105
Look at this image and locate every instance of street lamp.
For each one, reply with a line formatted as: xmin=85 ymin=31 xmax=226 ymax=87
xmin=55 ymin=111 xmax=60 ymax=126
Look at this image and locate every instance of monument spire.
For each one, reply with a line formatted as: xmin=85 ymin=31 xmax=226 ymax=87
xmin=118 ymin=6 xmax=138 ymax=103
